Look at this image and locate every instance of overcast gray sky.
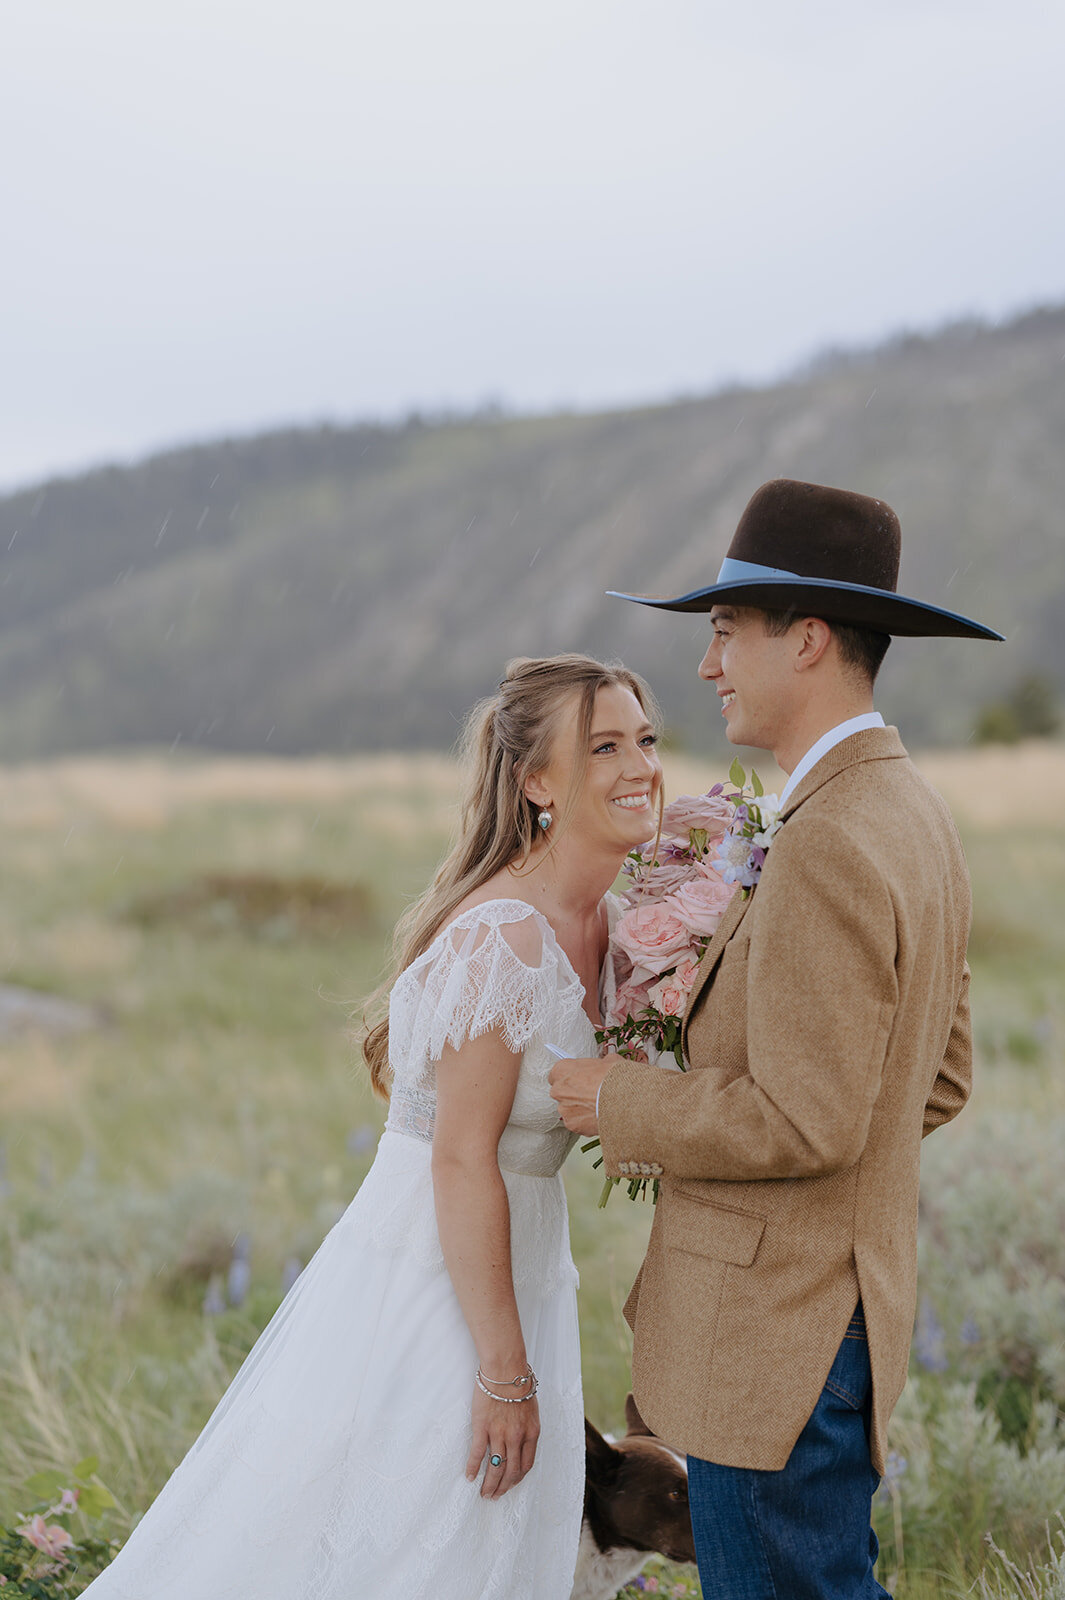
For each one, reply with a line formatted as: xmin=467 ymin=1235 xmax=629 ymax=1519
xmin=2 ymin=0 xmax=1062 ymax=489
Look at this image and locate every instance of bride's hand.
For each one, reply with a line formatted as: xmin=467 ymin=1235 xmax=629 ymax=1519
xmin=466 ymin=1386 xmax=541 ymax=1499
xmin=548 ymin=1051 xmax=620 ymax=1134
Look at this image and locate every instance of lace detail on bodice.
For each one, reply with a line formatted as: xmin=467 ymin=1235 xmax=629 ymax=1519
xmin=387 ymin=1083 xmax=437 ymax=1143
xmin=384 ymin=898 xmax=598 ymax=1149
xmin=386 ymin=899 xmax=586 ymax=1084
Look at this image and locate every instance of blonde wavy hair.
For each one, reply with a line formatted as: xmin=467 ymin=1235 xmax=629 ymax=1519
xmin=362 ymin=653 xmax=658 ymax=1098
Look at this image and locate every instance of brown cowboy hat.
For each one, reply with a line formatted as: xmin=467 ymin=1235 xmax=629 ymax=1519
xmin=609 ymin=478 xmax=1003 ymax=640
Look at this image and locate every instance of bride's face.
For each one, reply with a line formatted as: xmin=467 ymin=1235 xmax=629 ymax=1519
xmin=530 ymin=683 xmax=663 ymax=854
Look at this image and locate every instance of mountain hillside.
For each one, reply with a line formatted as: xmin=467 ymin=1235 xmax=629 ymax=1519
xmin=1 ymin=306 xmax=1062 ymax=758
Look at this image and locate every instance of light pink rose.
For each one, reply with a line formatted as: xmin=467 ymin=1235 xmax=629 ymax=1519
xmin=610 ymin=972 xmax=654 ymax=1025
xmin=661 ymin=791 xmax=735 ymax=842
xmin=665 ymin=869 xmax=736 ymax=937
xmin=646 ymin=951 xmax=701 ymax=1017
xmin=17 ymin=1515 xmax=74 ymax=1561
xmin=629 ymin=856 xmax=693 ymax=896
xmin=613 ymin=902 xmax=693 ymax=977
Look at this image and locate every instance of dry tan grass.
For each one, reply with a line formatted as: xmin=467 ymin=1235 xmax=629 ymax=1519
xmin=0 ymin=741 xmax=1061 ymax=833
xmin=664 ymin=742 xmax=1065 ymax=828
xmin=0 ymin=754 xmax=462 ymax=828
xmin=911 ymin=741 xmax=1065 ymax=827
xmin=0 ymin=1032 xmax=90 ymax=1114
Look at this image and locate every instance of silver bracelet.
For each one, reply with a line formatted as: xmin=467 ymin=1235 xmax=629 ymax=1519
xmin=475 ymin=1369 xmax=539 ymax=1403
xmin=478 ymin=1367 xmax=533 ymax=1389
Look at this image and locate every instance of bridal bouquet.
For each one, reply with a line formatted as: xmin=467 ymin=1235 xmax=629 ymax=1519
xmin=587 ymin=761 xmax=780 ymax=1204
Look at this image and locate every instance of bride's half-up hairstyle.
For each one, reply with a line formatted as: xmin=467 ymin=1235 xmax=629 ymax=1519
xmin=362 ymin=653 xmax=658 ymax=1098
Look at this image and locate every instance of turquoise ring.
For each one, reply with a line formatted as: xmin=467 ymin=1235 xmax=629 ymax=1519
xmin=490 ymin=1454 xmax=503 ymax=1468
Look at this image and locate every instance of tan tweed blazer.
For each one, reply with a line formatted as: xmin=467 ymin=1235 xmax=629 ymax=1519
xmin=597 ymin=727 xmax=972 ymax=1474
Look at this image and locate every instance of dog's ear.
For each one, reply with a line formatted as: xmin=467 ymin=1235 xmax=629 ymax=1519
xmin=585 ymin=1416 xmax=621 ymax=1477
xmin=624 ymin=1392 xmax=654 ymax=1438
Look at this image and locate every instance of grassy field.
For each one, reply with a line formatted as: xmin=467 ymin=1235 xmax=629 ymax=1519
xmin=1 ymin=745 xmax=1063 ymax=1597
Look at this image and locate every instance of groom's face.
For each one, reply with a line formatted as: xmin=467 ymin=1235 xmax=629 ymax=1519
xmin=699 ymin=605 xmax=797 ymax=754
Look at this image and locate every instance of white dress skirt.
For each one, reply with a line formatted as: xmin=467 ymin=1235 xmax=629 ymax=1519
xmin=82 ymin=898 xmax=603 ymax=1600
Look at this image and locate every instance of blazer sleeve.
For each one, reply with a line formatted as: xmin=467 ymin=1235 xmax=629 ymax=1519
xmin=922 ymin=960 xmax=972 ymax=1136
xmin=598 ymin=812 xmax=899 ymax=1183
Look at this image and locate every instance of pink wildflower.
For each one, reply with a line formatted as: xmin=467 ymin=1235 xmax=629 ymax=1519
xmin=17 ymin=1513 xmax=74 ymax=1561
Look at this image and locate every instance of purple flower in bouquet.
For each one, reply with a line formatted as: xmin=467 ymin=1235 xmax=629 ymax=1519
xmin=713 ymin=823 xmax=765 ymax=889
xmin=709 ymin=766 xmax=782 ymax=894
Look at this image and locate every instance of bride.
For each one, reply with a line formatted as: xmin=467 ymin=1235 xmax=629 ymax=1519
xmin=82 ymin=653 xmax=663 ymax=1600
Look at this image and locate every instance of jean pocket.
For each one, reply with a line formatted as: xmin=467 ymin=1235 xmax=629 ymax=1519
xmin=824 ymin=1321 xmax=872 ymax=1412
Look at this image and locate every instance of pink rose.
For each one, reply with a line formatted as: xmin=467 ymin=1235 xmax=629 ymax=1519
xmin=630 ymin=855 xmax=693 ymax=895
xmin=614 ymin=902 xmax=692 ymax=977
xmin=646 ymin=951 xmax=701 ymax=1018
xmin=661 ymin=791 xmax=735 ymax=842
xmin=610 ymin=973 xmax=654 ymax=1026
xmin=665 ymin=868 xmax=735 ymax=937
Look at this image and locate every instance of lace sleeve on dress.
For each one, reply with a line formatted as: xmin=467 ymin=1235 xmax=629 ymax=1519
xmin=389 ymin=903 xmax=564 ymax=1086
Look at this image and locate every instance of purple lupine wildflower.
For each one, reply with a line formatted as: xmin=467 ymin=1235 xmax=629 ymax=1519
xmin=203 ymin=1275 xmax=226 ymax=1315
xmin=913 ymin=1297 xmax=949 ymax=1372
xmin=227 ymin=1233 xmax=252 ymax=1308
xmin=876 ymin=1449 xmax=908 ymax=1502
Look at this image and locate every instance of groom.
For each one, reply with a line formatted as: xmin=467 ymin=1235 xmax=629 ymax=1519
xmin=550 ymin=479 xmax=1002 ymax=1599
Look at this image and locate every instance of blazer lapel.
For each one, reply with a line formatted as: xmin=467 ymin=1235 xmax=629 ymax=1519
xmin=679 ymin=727 xmax=907 ymax=1062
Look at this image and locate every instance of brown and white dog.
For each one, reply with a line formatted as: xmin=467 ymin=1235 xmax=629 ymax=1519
xmin=571 ymin=1393 xmax=698 ymax=1600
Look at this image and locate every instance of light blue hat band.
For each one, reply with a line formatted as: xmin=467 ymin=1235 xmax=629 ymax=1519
xmin=715 ymin=555 xmax=805 ymax=583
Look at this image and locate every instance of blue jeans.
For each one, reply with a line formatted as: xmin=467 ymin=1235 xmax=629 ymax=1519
xmin=687 ymin=1307 xmax=889 ymax=1599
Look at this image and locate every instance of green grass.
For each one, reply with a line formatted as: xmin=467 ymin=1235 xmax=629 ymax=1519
xmin=1 ymin=753 xmax=1064 ymax=1597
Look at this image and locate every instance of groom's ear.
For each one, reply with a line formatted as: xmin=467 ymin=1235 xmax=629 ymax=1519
xmin=793 ymin=615 xmax=833 ymax=673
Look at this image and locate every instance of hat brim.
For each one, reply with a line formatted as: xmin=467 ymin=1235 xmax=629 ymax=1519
xmin=607 ymin=577 xmax=1003 ymax=641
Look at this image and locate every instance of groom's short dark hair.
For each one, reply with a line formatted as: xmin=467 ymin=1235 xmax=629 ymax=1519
xmin=759 ymin=607 xmax=891 ymax=684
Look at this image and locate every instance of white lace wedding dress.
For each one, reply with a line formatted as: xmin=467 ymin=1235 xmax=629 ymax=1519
xmin=83 ymin=898 xmax=605 ymax=1600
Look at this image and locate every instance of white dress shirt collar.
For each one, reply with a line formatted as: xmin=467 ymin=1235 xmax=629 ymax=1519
xmin=779 ymin=712 xmax=885 ymax=809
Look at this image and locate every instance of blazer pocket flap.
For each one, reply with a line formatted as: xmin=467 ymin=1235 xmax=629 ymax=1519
xmin=668 ymin=1192 xmax=766 ymax=1267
